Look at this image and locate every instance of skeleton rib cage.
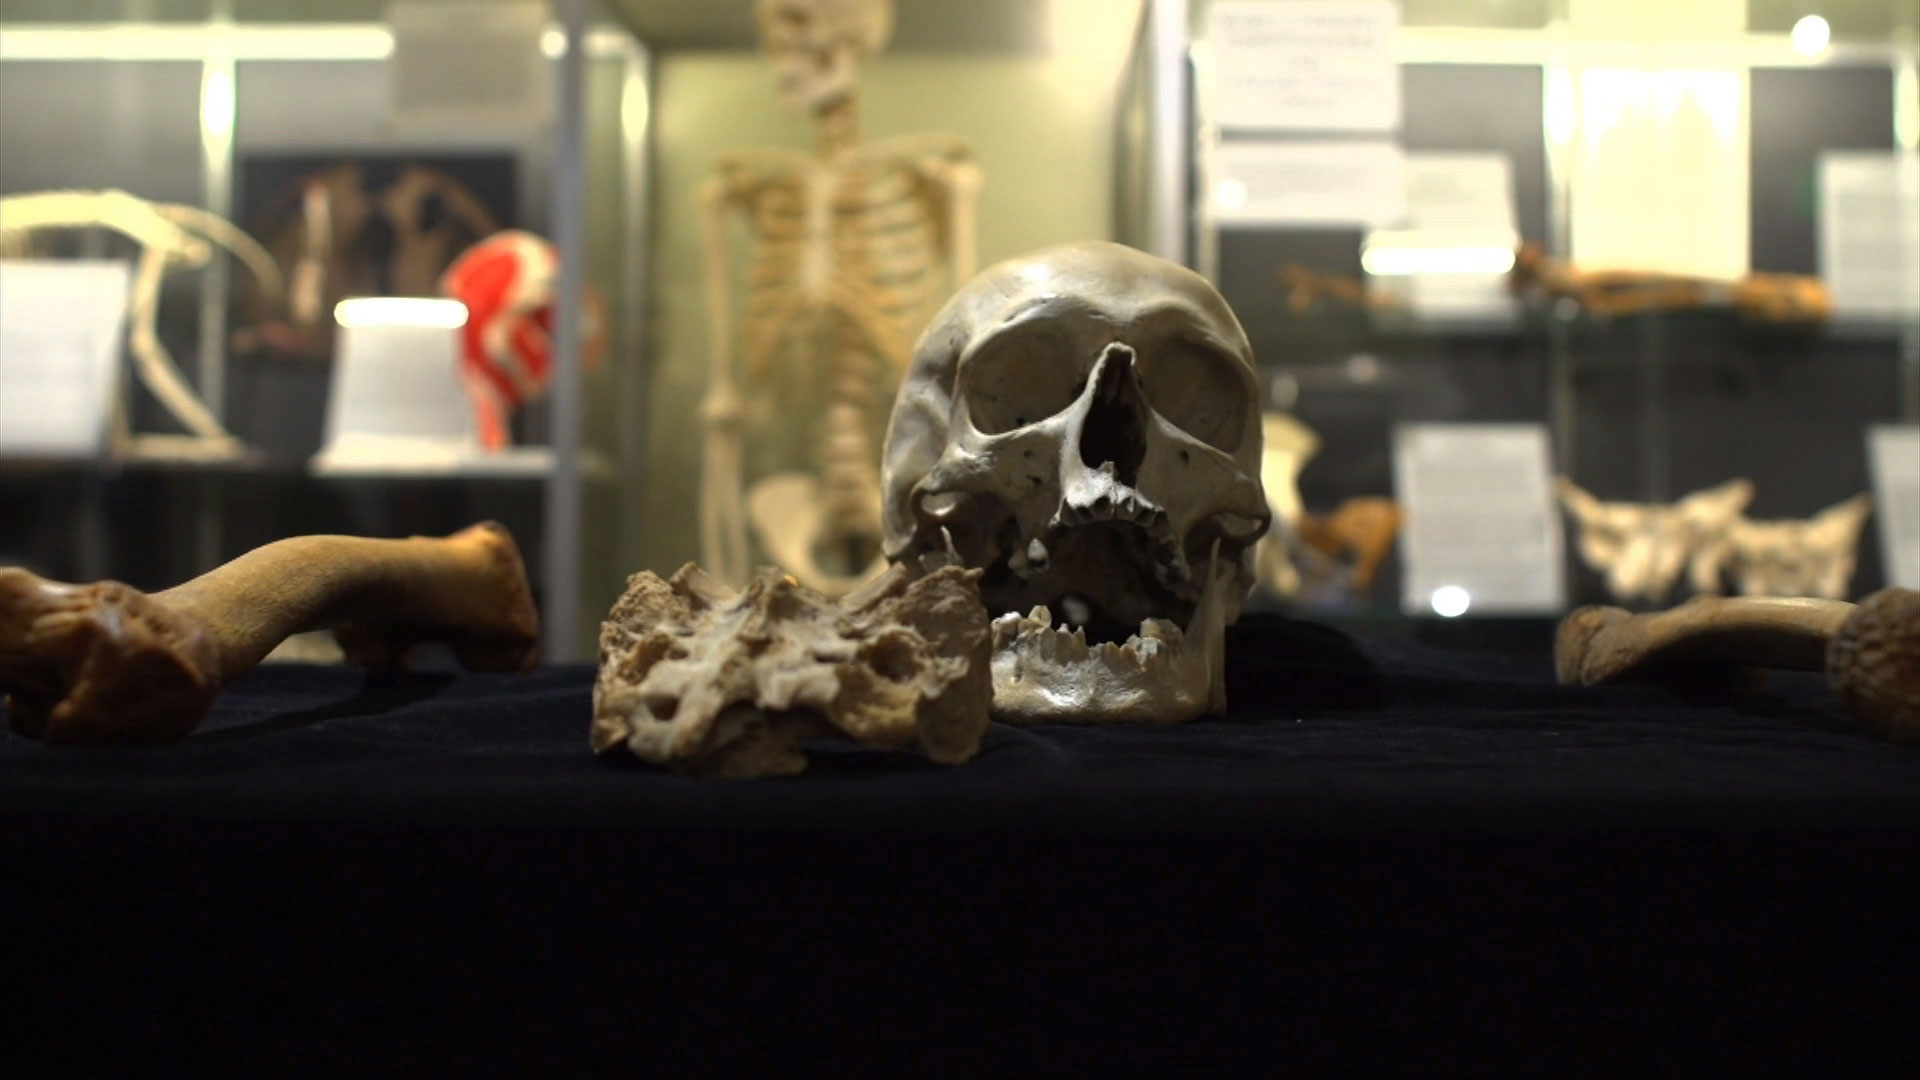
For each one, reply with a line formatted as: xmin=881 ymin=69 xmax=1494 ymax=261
xmin=705 ymin=134 xmax=973 ymax=588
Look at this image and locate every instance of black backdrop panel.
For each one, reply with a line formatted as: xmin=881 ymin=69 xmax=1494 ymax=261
xmin=1221 ymin=63 xmax=1549 ymax=351
xmin=1748 ymin=65 xmax=1896 ymax=276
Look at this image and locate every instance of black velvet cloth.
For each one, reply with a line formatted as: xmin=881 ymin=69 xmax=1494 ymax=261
xmin=7 ymin=615 xmax=1920 ymax=1073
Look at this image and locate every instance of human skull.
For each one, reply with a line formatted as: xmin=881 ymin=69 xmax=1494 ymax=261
xmin=881 ymin=241 xmax=1269 ymax=723
xmin=755 ymin=0 xmax=894 ymax=115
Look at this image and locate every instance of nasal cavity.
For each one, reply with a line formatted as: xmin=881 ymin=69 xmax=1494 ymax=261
xmin=1077 ymin=343 xmax=1148 ymax=486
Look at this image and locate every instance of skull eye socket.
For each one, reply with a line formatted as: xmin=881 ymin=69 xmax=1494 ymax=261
xmin=961 ymin=329 xmax=1087 ymax=435
xmin=1139 ymin=347 xmax=1249 ymax=452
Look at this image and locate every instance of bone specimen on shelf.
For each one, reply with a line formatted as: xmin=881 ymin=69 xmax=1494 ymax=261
xmin=0 ymin=523 xmax=539 ymax=744
xmin=1 ymin=189 xmax=285 ymax=458
xmin=1557 ymin=477 xmax=1754 ymax=605
xmin=592 ymin=559 xmax=992 ymax=778
xmin=881 ymin=240 xmax=1270 ymax=725
xmin=1709 ymin=494 xmax=1874 ymax=600
xmin=698 ymin=0 xmax=980 ymax=597
xmin=1273 ymin=264 xmax=1404 ymax=316
xmin=1508 ymin=243 xmax=1832 ymax=323
xmin=1296 ymin=497 xmax=1406 ymax=595
xmin=1253 ymin=412 xmax=1321 ymax=598
xmin=1556 ymin=588 xmax=1920 ymax=740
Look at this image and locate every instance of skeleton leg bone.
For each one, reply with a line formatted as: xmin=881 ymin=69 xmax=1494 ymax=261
xmin=1 ymin=523 xmax=540 ymax=744
xmin=1555 ymin=589 xmax=1920 ymax=738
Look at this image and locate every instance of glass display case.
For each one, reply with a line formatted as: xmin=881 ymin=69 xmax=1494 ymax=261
xmin=0 ymin=0 xmax=647 ymax=659
xmin=1179 ymin=0 xmax=1920 ymax=624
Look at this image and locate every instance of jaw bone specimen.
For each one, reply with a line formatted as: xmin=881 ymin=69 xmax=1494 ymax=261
xmin=698 ymin=0 xmax=981 ymax=597
xmin=881 ymin=241 xmax=1270 ymax=725
xmin=0 ymin=189 xmax=283 ymax=458
xmin=1558 ymin=478 xmax=1755 ymax=606
xmin=1709 ymin=494 xmax=1875 ymax=600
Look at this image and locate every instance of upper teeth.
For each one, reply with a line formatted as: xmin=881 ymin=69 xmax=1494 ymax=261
xmin=1055 ymin=492 xmax=1164 ymax=528
xmin=985 ymin=544 xmax=1235 ymax=723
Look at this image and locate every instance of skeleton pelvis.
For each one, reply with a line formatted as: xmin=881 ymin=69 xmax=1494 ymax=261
xmin=747 ymin=472 xmax=888 ymax=597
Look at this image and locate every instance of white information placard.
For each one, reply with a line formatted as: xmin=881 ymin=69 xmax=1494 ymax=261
xmin=0 ymin=259 xmax=132 ymax=456
xmin=1393 ymin=423 xmax=1564 ymax=615
xmin=1212 ymin=140 xmax=1407 ymax=227
xmin=1868 ymin=425 xmax=1920 ymax=589
xmin=317 ymin=299 xmax=475 ymax=470
xmin=1819 ymin=152 xmax=1920 ymax=318
xmin=1205 ymin=0 xmax=1401 ymax=133
xmin=1364 ymin=152 xmax=1519 ymax=320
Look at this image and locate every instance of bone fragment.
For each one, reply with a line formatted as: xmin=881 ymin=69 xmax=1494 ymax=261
xmin=0 ymin=522 xmax=540 ymax=744
xmin=1555 ymin=589 xmax=1920 ymax=738
xmin=593 ymin=560 xmax=991 ymax=778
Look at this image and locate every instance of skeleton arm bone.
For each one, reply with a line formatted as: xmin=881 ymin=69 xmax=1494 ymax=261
xmin=929 ymin=155 xmax=982 ymax=288
xmin=697 ymin=174 xmax=753 ymax=588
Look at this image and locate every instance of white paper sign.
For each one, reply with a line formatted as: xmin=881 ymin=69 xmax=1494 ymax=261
xmin=1393 ymin=422 xmax=1565 ymax=615
xmin=1868 ymin=425 xmax=1920 ymax=589
xmin=1401 ymin=153 xmax=1516 ymax=232
xmin=1212 ymin=140 xmax=1407 ymax=227
xmin=1205 ymin=0 xmax=1401 ymax=133
xmin=321 ymin=302 xmax=474 ymax=459
xmin=0 ymin=259 xmax=132 ymax=456
xmin=1819 ymin=152 xmax=1920 ymax=318
xmin=1364 ymin=152 xmax=1519 ymax=319
xmin=1570 ymin=68 xmax=1749 ymax=281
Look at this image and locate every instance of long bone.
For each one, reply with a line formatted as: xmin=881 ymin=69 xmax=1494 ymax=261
xmin=0 ymin=523 xmax=540 ymax=744
xmin=1555 ymin=589 xmax=1920 ymax=738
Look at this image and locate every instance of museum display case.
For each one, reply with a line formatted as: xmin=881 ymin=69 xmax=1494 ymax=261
xmin=1186 ymin=0 xmax=1920 ymax=625
xmin=9 ymin=7 xmax=1920 ymax=1066
xmin=2 ymin=0 xmax=1917 ymax=655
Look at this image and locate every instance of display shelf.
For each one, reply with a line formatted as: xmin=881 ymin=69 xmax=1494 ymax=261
xmin=308 ymin=441 xmax=616 ymax=481
xmin=0 ymin=444 xmax=615 ymax=481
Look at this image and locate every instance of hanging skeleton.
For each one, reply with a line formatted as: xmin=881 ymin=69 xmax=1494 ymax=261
xmin=698 ymin=0 xmax=980 ymax=595
xmin=0 ymin=189 xmax=283 ymax=459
